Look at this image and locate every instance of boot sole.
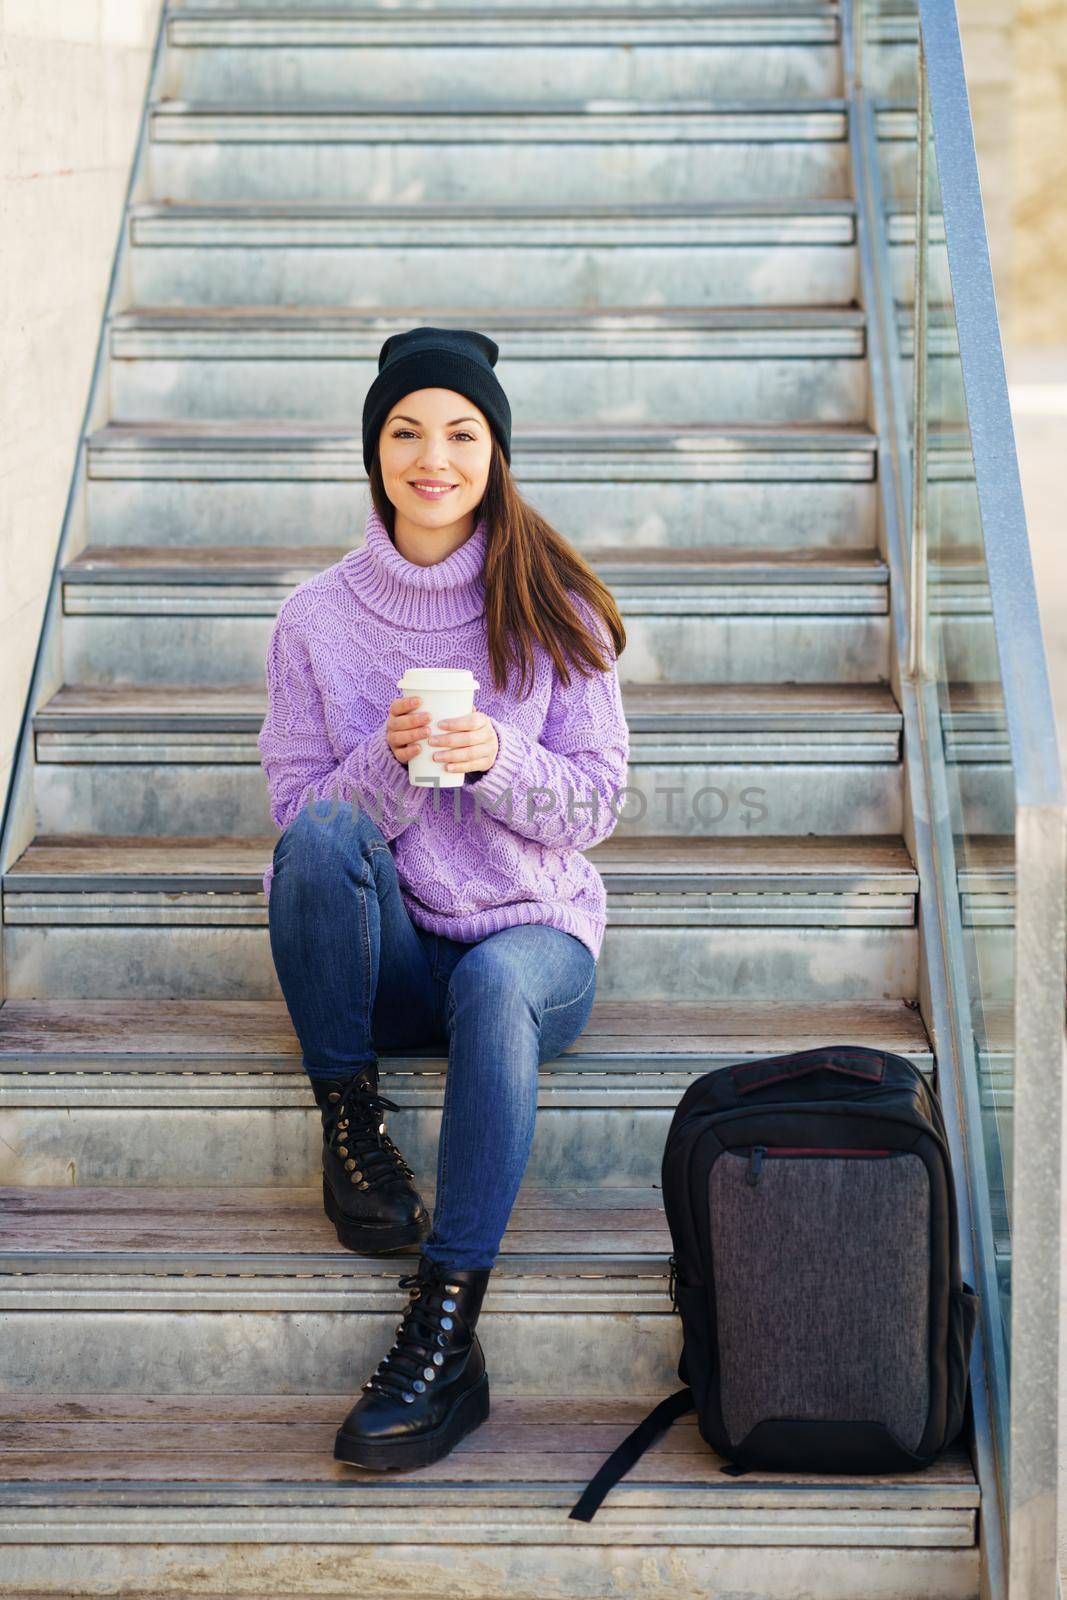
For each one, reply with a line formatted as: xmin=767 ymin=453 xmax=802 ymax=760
xmin=323 ymin=1177 xmax=431 ymax=1255
xmin=333 ymin=1374 xmax=491 ymax=1472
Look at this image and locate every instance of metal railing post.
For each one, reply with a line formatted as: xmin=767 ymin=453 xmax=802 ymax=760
xmin=908 ymin=41 xmax=929 ymax=685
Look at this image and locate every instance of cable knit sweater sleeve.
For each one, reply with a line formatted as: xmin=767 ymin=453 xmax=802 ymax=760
xmin=467 ymin=597 xmax=630 ymax=851
xmin=257 ymin=600 xmax=430 ymax=842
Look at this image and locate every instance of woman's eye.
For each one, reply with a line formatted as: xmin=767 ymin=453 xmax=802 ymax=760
xmin=392 ymin=430 xmax=474 ymax=442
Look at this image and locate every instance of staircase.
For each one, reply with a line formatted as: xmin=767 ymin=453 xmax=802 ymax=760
xmin=0 ymin=2 xmax=985 ymax=1596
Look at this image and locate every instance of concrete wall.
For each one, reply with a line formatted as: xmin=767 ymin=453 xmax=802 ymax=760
xmin=958 ymin=0 xmax=1067 ymax=347
xmin=1010 ymin=0 xmax=1067 ymax=346
xmin=957 ymin=0 xmax=1067 ymax=762
xmin=957 ymin=0 xmax=1016 ymax=326
xmin=0 ymin=0 xmax=160 ymax=814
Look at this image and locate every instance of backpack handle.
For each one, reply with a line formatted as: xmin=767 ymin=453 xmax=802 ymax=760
xmin=569 ymin=1388 xmax=695 ymax=1521
xmin=730 ymin=1047 xmax=885 ymax=1097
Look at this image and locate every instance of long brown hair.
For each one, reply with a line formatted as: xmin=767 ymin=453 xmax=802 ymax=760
xmin=368 ymin=439 xmax=627 ymax=698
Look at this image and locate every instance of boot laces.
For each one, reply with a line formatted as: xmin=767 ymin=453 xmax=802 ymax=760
xmin=362 ymin=1265 xmax=465 ymax=1404
xmin=325 ymin=1078 xmax=415 ymax=1191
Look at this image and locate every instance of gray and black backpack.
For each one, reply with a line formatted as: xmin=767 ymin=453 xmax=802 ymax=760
xmin=571 ymin=1044 xmax=979 ymax=1520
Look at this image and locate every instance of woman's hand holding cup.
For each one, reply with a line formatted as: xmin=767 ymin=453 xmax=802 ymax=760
xmin=386 ymin=695 xmax=498 ymax=778
xmin=386 ymin=695 xmax=433 ymax=767
xmin=392 ymin=670 xmax=492 ymax=786
xmin=427 ymin=710 xmax=499 ymax=777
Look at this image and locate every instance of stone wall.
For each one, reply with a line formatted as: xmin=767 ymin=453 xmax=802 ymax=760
xmin=1010 ymin=0 xmax=1067 ymax=345
xmin=0 ymin=0 xmax=160 ymax=816
xmin=958 ymin=0 xmax=1067 ymax=345
xmin=957 ymin=0 xmax=1017 ymax=324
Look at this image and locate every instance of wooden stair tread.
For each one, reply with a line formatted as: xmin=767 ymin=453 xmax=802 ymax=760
xmin=958 ymin=836 xmax=1013 ymax=872
xmin=65 ymin=543 xmax=347 ymax=575
xmin=132 ymin=196 xmax=860 ymax=216
xmin=0 ymin=1184 xmax=669 ymax=1257
xmin=0 ymin=1392 xmax=977 ymax=1496
xmin=152 ymin=93 xmax=852 ymax=114
xmin=4 ymin=833 xmax=918 ymax=883
xmin=0 ymin=996 xmax=930 ymax=1062
xmin=34 ymin=681 xmax=903 ymax=740
xmin=39 ymin=680 xmax=900 ymax=714
xmin=62 ymin=542 xmax=887 ymax=578
xmin=115 ymin=302 xmax=869 ymax=330
xmin=89 ymin=415 xmax=875 ymax=444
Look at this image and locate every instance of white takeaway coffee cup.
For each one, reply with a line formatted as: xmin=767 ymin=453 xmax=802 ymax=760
xmin=397 ymin=668 xmax=480 ymax=788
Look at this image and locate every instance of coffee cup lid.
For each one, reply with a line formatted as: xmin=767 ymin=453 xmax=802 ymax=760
xmin=397 ymin=669 xmax=479 ymax=691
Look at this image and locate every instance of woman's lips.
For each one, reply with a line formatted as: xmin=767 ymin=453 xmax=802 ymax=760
xmin=409 ymin=482 xmax=457 ymax=501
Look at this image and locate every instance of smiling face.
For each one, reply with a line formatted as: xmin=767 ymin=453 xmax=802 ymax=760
xmin=378 ymin=388 xmax=493 ymax=532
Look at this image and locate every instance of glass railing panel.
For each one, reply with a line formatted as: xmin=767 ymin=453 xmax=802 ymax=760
xmin=855 ymin=4 xmax=1067 ymax=1590
xmin=917 ymin=3 xmax=1067 ymax=1575
xmin=918 ymin=97 xmax=1016 ymax=1364
xmin=859 ymin=0 xmax=919 ymax=101
xmin=861 ymin=0 xmax=1015 ymax=1399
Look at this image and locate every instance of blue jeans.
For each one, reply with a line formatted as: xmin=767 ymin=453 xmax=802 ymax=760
xmin=266 ymin=800 xmax=597 ymax=1270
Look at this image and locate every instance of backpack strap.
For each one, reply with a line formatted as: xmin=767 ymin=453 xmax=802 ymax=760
xmin=568 ymin=1388 xmax=695 ymax=1522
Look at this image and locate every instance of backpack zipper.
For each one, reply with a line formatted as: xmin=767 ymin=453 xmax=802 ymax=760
xmin=745 ymin=1145 xmax=894 ymax=1187
xmin=745 ymin=1146 xmax=767 ymax=1186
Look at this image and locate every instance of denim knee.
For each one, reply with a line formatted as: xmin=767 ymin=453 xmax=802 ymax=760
xmin=273 ymin=797 xmax=388 ymax=879
xmin=446 ymin=953 xmax=539 ymax=1045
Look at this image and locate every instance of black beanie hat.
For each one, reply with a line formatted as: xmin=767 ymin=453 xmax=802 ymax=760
xmin=362 ymin=325 xmax=512 ymax=475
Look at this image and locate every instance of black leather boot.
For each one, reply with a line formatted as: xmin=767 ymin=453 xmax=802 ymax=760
xmin=311 ymin=1065 xmax=430 ymax=1255
xmin=334 ymin=1255 xmax=491 ymax=1471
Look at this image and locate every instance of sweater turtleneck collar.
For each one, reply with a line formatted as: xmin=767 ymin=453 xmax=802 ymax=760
xmin=341 ymin=502 xmax=489 ymax=630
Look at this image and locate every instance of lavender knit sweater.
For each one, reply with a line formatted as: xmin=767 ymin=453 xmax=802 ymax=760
xmin=256 ymin=504 xmax=630 ymax=961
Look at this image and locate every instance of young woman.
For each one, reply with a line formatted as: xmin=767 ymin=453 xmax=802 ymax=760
xmin=257 ymin=326 xmax=630 ymax=1472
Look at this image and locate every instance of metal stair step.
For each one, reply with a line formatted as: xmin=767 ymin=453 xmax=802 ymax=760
xmin=0 ymin=1184 xmax=673 ymax=1399
xmin=169 ymin=1 xmax=842 ymax=29
xmin=0 ymin=1181 xmax=674 ymax=1266
xmin=3 ymin=832 xmax=919 ymax=897
xmin=62 ymin=539 xmax=889 ymax=596
xmin=1 ymin=834 xmax=920 ymax=1004
xmin=108 ymin=304 xmax=869 ymax=425
xmin=86 ymin=417 xmax=878 ymax=478
xmin=887 ymin=205 xmax=949 ymax=304
xmin=957 ymin=839 xmax=1016 ymax=1008
xmin=0 ymin=1182 xmax=697 ymax=1397
xmin=897 ymin=306 xmax=966 ymax=431
xmin=57 ymin=538 xmax=890 ymax=689
xmin=146 ymin=98 xmax=853 ymax=206
xmin=925 ymin=548 xmax=1004 ymax=689
xmin=0 ymin=993 xmax=933 ymax=1068
xmin=85 ymin=416 xmax=879 ymax=550
xmin=0 ymin=1391 xmax=978 ymax=1599
xmin=0 ymin=996 xmax=933 ymax=1187
xmin=36 ymin=679 xmax=902 ymax=739
xmin=144 ymin=100 xmax=913 ymax=208
xmin=0 ymin=1387 xmax=976 ymax=1494
xmin=110 ymin=304 xmax=868 ymax=354
xmin=32 ymin=679 xmax=904 ymax=840
xmin=128 ymin=198 xmax=860 ymax=309
xmin=169 ymin=0 xmax=839 ymax=11
xmin=166 ymin=6 xmax=844 ymax=105
xmin=152 ymin=99 xmax=851 ymax=134
xmin=0 ymin=1182 xmax=965 ymax=1431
